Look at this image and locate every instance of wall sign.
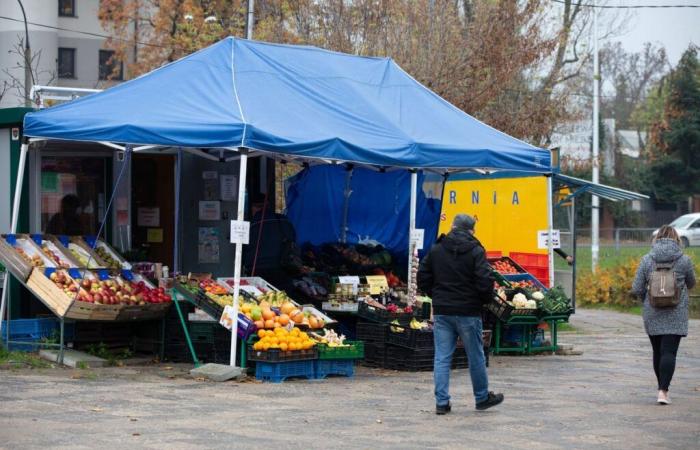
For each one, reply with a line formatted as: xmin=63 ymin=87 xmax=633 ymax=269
xmin=198 ymin=201 xmax=221 ymax=221
xmin=137 ymin=207 xmax=160 ymax=227
xmin=230 ymin=220 xmax=250 ymax=244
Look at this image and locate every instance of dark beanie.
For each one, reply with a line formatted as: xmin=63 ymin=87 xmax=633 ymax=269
xmin=452 ymin=214 xmax=476 ymax=231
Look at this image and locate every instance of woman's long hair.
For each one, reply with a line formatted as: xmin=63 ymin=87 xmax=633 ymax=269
xmin=654 ymin=225 xmax=681 ymax=245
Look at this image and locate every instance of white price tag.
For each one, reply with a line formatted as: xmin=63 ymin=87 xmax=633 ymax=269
xmin=410 ymin=228 xmax=425 ymax=250
xmin=537 ymin=230 xmax=561 ymax=249
xmin=230 ymin=220 xmax=250 ymax=244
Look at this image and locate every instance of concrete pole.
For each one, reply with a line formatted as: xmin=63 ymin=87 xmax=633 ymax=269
xmin=591 ymin=7 xmax=600 ymax=273
xmin=230 ymin=149 xmax=248 ymax=366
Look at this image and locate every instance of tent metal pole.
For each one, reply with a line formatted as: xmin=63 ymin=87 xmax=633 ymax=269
xmin=571 ymin=196 xmax=577 ymax=312
xmin=340 ymin=166 xmax=353 ymax=243
xmin=173 ymin=148 xmax=182 ymax=273
xmin=230 ymin=148 xmax=248 ymax=367
xmin=407 ymin=170 xmax=418 ymax=288
xmin=0 ymin=142 xmax=29 ymax=348
xmin=547 ymin=176 xmax=554 ymax=288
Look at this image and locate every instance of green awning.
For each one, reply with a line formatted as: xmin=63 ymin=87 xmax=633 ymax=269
xmin=553 ymin=173 xmax=648 ymax=204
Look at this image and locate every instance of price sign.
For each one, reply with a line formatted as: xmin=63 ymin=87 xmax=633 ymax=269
xmin=365 ymin=275 xmax=389 ymax=295
xmin=230 ymin=220 xmax=250 ymax=244
xmin=537 ymin=229 xmax=561 ymax=249
xmin=410 ymin=228 xmax=425 ymax=250
xmin=338 ymin=276 xmax=361 ymax=294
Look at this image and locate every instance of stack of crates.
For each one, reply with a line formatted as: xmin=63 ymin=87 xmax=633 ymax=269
xmin=1 ymin=317 xmax=75 ymax=351
xmin=509 ymin=252 xmax=549 ymax=287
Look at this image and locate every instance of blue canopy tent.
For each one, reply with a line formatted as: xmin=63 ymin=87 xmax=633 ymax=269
xmin=5 ymin=37 xmax=552 ymax=365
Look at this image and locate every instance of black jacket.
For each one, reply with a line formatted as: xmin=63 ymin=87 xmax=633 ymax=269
xmin=417 ymin=230 xmax=494 ymax=316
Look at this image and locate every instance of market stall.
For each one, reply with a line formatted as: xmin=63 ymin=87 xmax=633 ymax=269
xmin=6 ymin=37 xmax=553 ymax=379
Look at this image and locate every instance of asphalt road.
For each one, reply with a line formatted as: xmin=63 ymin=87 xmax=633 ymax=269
xmin=1 ymin=309 xmax=698 ymax=450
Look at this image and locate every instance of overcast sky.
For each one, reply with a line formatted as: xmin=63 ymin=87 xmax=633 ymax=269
xmin=608 ymin=2 xmax=700 ymax=64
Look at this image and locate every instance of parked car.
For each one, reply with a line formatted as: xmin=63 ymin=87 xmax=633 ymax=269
xmin=652 ymin=213 xmax=700 ymax=247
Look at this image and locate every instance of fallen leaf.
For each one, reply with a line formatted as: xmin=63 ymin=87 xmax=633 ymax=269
xmin=91 ymin=408 xmax=103 ymax=412
xmin=132 ymin=433 xmax=140 ymax=437
xmin=130 ymin=418 xmax=138 ymax=422
xmin=376 ymin=419 xmax=382 ymax=424
xmin=194 ymin=377 xmax=207 ymax=382
xmin=163 ymin=366 xmax=174 ymax=371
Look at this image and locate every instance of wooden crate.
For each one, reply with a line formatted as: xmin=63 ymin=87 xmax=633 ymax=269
xmin=68 ymin=237 xmax=109 ymax=268
xmin=0 ymin=237 xmax=33 ymax=281
xmin=26 ymin=268 xmax=76 ymax=317
xmin=118 ymin=303 xmax=171 ymax=321
xmin=75 ymin=237 xmax=131 ymax=270
xmin=30 ymin=234 xmax=81 ymax=269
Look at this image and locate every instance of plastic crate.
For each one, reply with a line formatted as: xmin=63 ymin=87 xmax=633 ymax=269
xmin=255 ymin=359 xmax=315 ymax=383
xmin=509 ymin=252 xmax=548 ymax=268
xmin=1 ymin=318 xmax=76 ymax=352
xmin=356 ymin=321 xmax=387 ymax=343
xmin=247 ymin=346 xmax=318 ymax=362
xmin=486 ymin=251 xmax=503 ymax=259
xmin=362 ymin=342 xmax=387 ymax=368
xmin=385 ymin=325 xmax=434 ymax=349
xmin=317 ymin=341 xmax=364 ymax=360
xmin=485 ymin=296 xmax=514 ymax=322
xmin=357 ymin=301 xmax=412 ymax=324
xmin=487 ymin=256 xmax=527 ymax=274
xmin=314 ymin=359 xmax=355 ymax=379
xmin=189 ymin=321 xmax=217 ymax=344
xmin=502 ymin=273 xmax=547 ymax=291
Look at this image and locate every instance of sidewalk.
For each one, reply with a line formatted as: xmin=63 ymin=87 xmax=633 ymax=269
xmin=0 ymin=309 xmax=698 ymax=450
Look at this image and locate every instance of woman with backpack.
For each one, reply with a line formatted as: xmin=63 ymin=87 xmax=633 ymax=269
xmin=632 ymin=225 xmax=696 ymax=405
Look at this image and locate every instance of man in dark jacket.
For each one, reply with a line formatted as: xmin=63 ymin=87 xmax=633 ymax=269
xmin=418 ymin=214 xmax=504 ymax=414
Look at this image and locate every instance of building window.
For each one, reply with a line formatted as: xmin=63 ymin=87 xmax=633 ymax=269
xmin=58 ymin=48 xmax=76 ymax=78
xmin=58 ymin=0 xmax=76 ymax=17
xmin=99 ymin=50 xmax=123 ymax=80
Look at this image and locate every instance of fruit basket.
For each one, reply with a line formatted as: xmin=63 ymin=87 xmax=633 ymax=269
xmin=385 ymin=323 xmax=434 ymax=349
xmin=0 ymin=234 xmax=57 ymax=281
xmin=247 ymin=346 xmax=318 ymax=362
xmin=30 ymin=235 xmax=78 ymax=269
xmin=357 ymin=301 xmax=413 ymax=324
xmin=79 ymin=236 xmax=131 ymax=270
xmin=488 ymin=256 xmax=527 ymax=275
xmin=317 ymin=341 xmax=364 ymax=360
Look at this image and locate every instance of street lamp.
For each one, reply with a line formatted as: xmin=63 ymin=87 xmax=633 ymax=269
xmin=15 ymin=0 xmax=33 ymax=107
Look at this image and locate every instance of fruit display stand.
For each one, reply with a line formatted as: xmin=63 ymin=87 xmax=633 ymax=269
xmin=72 ymin=236 xmax=131 ymax=270
xmin=0 ymin=234 xmax=57 ymax=281
xmin=52 ymin=236 xmax=107 ymax=269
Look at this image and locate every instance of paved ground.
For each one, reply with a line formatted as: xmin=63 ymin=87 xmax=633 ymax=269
xmin=1 ymin=309 xmax=698 ymax=450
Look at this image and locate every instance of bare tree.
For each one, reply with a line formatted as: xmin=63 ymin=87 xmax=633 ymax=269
xmin=2 ymin=37 xmax=57 ymax=106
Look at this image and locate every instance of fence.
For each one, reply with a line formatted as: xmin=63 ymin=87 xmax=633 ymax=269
xmin=560 ymin=228 xmax=657 ymax=250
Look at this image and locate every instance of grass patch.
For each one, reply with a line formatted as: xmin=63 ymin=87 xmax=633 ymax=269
xmin=556 ymin=246 xmax=700 ymax=273
xmin=85 ymin=343 xmax=133 ymax=367
xmin=557 ymin=322 xmax=580 ymax=333
xmin=0 ymin=348 xmax=50 ymax=369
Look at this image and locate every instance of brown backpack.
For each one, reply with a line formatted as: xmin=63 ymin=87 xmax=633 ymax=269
xmin=648 ymin=261 xmax=680 ymax=308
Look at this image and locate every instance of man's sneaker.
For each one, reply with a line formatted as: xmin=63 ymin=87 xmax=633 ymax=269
xmin=436 ymin=403 xmax=452 ymax=415
xmin=476 ymin=392 xmax=504 ymax=411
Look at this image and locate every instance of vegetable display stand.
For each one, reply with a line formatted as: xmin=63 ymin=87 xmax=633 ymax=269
xmin=255 ymin=359 xmax=316 ymax=383
xmin=491 ymin=315 xmax=540 ymax=355
xmin=314 ymin=359 xmax=355 ymax=379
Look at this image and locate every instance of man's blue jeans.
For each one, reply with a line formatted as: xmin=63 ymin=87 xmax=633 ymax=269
xmin=433 ymin=315 xmax=489 ymax=406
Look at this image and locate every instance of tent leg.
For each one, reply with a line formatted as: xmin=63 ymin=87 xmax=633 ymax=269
xmin=571 ymin=197 xmax=577 ymax=312
xmin=174 ymin=148 xmax=182 ymax=273
xmin=340 ymin=166 xmax=353 ymax=243
xmin=59 ymin=317 xmax=65 ymax=365
xmin=0 ymin=142 xmax=29 ymax=346
xmin=547 ymin=176 xmax=554 ymax=288
xmin=407 ymin=170 xmax=418 ymax=291
xmin=230 ymin=149 xmax=249 ymax=367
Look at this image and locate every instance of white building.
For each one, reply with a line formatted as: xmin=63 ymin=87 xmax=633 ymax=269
xmin=1 ymin=0 xmax=121 ymax=108
xmin=549 ymin=119 xmax=616 ymax=176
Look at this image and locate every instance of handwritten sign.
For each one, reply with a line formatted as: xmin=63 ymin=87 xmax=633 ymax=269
xmin=230 ymin=220 xmax=250 ymax=245
xmin=365 ymin=275 xmax=389 ymax=295
xmin=410 ymin=228 xmax=425 ymax=250
xmin=537 ymin=229 xmax=561 ymax=249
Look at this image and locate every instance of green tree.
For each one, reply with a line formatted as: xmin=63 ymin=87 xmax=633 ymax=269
xmin=648 ymin=46 xmax=700 ymax=203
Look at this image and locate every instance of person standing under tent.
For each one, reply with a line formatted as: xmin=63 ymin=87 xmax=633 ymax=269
xmin=417 ymin=214 xmax=504 ymax=414
xmin=632 ymin=225 xmax=695 ymax=405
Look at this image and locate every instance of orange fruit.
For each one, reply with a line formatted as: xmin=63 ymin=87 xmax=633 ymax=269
xmin=254 ymin=320 xmax=265 ymax=330
xmin=262 ymin=308 xmax=275 ymax=321
xmin=264 ymin=319 xmax=275 ymax=329
xmin=257 ymin=330 xmax=266 ymax=339
xmin=280 ymin=343 xmax=288 ymax=351
xmin=280 ymin=302 xmax=295 ymax=315
xmin=278 ymin=314 xmax=290 ymax=326
xmin=273 ymin=322 xmax=281 ymax=328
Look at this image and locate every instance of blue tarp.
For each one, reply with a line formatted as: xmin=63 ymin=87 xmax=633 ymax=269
xmin=24 ymin=37 xmax=550 ymax=172
xmin=286 ymin=166 xmax=441 ymax=254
